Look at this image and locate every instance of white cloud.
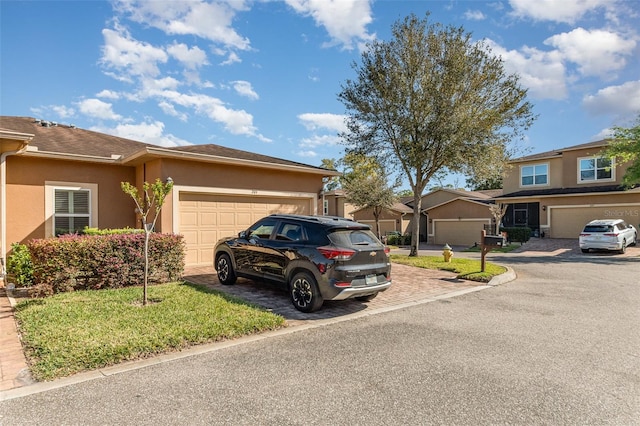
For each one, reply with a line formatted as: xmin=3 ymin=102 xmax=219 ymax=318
xmin=156 ymin=90 xmax=270 ymax=140
xmin=299 ymin=133 xmax=341 ymax=148
xmin=583 ymin=80 xmax=640 ymax=117
xmin=166 ymin=42 xmax=208 ymax=69
xmin=96 ymin=90 xmax=120 ymax=100
xmin=101 ymin=26 xmax=168 ymax=79
xmin=158 ymin=101 xmax=188 ymax=121
xmin=92 ymin=120 xmax=192 ymax=147
xmin=545 ymin=28 xmax=636 ymax=78
xmin=464 ymin=10 xmax=486 ymax=21
xmin=285 ymin=0 xmax=375 ymax=50
xmin=77 ymin=99 xmax=122 ymax=120
xmin=113 ymin=0 xmax=251 ymax=50
xmin=232 ymin=80 xmax=259 ymax=100
xmin=484 ymin=40 xmax=567 ymax=100
xmin=508 ymin=0 xmax=614 ymax=24
xmin=298 ymin=113 xmax=347 ymax=133
xmin=220 ymin=51 xmax=242 ymax=66
xmin=51 ymin=105 xmax=75 ymax=118
xmin=295 ymin=150 xmax=318 ymax=158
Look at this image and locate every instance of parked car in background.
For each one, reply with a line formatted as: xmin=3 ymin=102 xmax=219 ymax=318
xmin=214 ymin=214 xmax=392 ymax=312
xmin=579 ymin=219 xmax=637 ymax=254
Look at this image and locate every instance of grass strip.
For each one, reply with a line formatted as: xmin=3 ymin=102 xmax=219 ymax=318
xmin=391 ymin=255 xmax=506 ymax=282
xmin=14 ymin=282 xmax=285 ymax=381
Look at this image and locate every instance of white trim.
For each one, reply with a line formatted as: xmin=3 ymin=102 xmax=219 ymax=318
xmin=45 ymin=181 xmax=98 ymax=237
xmin=171 ymin=185 xmax=318 ymax=234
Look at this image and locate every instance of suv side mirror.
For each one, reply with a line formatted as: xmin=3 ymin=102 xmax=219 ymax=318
xmin=239 ymin=230 xmax=247 ymax=239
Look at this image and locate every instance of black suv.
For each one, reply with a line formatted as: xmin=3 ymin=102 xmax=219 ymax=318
xmin=214 ymin=214 xmax=392 ymax=312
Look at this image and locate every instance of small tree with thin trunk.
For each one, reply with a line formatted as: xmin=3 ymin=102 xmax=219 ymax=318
xmin=121 ymin=177 xmax=173 ymax=306
xmin=489 ymin=203 xmax=508 ymax=235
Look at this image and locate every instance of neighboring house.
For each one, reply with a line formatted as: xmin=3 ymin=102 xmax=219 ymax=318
xmin=0 ymin=116 xmax=338 ymax=268
xmin=320 ymin=189 xmax=356 ymax=219
xmin=404 ymin=188 xmax=499 ymax=244
xmin=495 ymin=140 xmax=640 ymax=238
xmin=350 ymin=202 xmax=413 ymax=237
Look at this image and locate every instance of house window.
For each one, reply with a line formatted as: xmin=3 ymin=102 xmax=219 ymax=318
xmin=579 ymin=156 xmax=613 ymax=183
xmin=323 ymin=200 xmax=329 ymax=215
xmin=521 ymin=164 xmax=548 ymax=187
xmin=54 ymin=189 xmax=91 ymax=235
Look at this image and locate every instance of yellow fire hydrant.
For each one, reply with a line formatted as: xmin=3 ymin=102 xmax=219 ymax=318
xmin=443 ymin=243 xmax=453 ymax=262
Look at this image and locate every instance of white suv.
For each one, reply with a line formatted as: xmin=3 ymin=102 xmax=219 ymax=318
xmin=579 ymin=219 xmax=637 ymax=254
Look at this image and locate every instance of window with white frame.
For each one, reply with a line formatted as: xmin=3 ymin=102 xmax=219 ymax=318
xmin=579 ymin=156 xmax=613 ymax=183
xmin=54 ymin=188 xmax=91 ymax=235
xmin=323 ymin=199 xmax=329 ymax=215
xmin=520 ymin=164 xmax=548 ymax=187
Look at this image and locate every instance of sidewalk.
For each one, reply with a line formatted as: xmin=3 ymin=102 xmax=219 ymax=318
xmin=0 ymin=288 xmax=32 ymax=391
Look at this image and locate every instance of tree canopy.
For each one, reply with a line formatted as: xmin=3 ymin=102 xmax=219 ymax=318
xmin=338 ymin=13 xmax=535 ymax=255
xmin=604 ymin=114 xmax=640 ymax=188
xmin=341 ymin=153 xmax=398 ymax=238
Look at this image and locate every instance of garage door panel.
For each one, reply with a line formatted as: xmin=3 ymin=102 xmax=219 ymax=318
xmin=179 ymin=193 xmax=311 ymax=266
xmin=434 ymin=221 xmax=488 ymax=246
xmin=550 ymin=206 xmax=640 ymax=238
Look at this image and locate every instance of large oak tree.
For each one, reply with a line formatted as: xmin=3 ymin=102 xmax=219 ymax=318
xmin=338 ymin=14 xmax=535 ymax=256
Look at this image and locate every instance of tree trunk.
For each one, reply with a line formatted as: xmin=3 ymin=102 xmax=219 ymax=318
xmin=410 ymin=193 xmax=422 ymax=256
xmin=143 ymin=230 xmax=149 ymax=306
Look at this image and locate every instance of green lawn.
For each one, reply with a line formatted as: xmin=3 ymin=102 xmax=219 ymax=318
xmin=14 ymin=282 xmax=285 ymax=381
xmin=391 ymin=255 xmax=506 ymax=282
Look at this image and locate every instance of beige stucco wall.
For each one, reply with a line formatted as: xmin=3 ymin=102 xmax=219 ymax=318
xmin=504 ymin=146 xmax=633 ymax=194
xmin=421 ymin=191 xmax=463 ymax=209
xmin=6 ymin=156 xmax=137 ymax=248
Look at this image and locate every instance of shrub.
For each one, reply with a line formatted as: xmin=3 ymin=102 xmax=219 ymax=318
xmin=27 ymin=233 xmax=185 ymax=296
xmin=83 ymin=227 xmax=144 ymax=235
xmin=6 ymin=242 xmax=34 ymax=287
xmin=500 ymin=227 xmax=532 ymax=244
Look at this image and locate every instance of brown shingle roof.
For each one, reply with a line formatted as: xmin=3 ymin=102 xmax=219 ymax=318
xmin=0 ymin=116 xmax=152 ymax=158
xmin=511 ymin=140 xmax=608 ymax=163
xmin=0 ymin=116 xmax=334 ymax=173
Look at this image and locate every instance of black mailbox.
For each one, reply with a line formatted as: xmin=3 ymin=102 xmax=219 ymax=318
xmin=484 ymin=236 xmax=505 ymax=247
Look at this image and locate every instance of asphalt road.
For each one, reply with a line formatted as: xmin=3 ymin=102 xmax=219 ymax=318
xmin=1 ymin=251 xmax=638 ymax=425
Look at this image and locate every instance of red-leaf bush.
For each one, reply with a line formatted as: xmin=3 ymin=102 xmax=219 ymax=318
xmin=27 ymin=233 xmax=185 ymax=296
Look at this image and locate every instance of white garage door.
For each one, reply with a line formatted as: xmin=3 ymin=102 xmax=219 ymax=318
xmin=433 ymin=220 xmax=490 ymax=246
xmin=179 ymin=193 xmax=311 ymax=266
xmin=550 ymin=206 xmax=640 ymax=238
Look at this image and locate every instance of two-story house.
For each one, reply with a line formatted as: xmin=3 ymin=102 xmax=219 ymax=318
xmin=496 ymin=140 xmax=640 ymax=238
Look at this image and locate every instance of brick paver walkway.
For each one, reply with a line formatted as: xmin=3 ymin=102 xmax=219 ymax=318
xmin=0 ymin=289 xmax=32 ymax=392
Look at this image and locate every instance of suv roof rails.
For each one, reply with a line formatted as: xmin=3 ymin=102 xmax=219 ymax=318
xmin=267 ymin=213 xmax=363 ymax=226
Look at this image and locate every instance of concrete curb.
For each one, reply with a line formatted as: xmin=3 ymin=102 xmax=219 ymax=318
xmin=487 ymin=265 xmax=516 ymax=286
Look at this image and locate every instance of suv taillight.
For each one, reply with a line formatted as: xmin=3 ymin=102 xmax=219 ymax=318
xmin=318 ymin=246 xmax=356 ymax=261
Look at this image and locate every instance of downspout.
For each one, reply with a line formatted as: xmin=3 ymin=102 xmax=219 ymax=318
xmin=1 ymin=143 xmax=30 ymax=279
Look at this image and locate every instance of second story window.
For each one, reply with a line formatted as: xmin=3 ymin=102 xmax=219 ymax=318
xmin=521 ymin=164 xmax=548 ymax=187
xmin=579 ymin=156 xmax=613 ymax=183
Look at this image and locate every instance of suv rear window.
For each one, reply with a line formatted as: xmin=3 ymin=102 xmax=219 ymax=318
xmin=328 ymin=229 xmax=381 ymax=247
xmin=583 ymin=225 xmax=613 ymax=233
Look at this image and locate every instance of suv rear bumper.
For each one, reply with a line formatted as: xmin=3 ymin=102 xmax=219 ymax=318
xmin=326 ymin=281 xmax=392 ymax=301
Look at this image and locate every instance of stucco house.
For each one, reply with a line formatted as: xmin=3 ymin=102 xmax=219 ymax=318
xmin=349 ymin=202 xmax=414 ymax=237
xmin=0 ymin=116 xmax=338 ymax=268
xmin=495 ymin=140 xmax=640 ymax=238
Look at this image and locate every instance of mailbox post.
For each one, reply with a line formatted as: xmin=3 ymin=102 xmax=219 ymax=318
xmin=480 ymin=230 xmax=506 ymax=271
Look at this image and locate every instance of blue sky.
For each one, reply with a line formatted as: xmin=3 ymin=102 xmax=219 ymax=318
xmin=1 ymin=0 xmax=639 ymax=189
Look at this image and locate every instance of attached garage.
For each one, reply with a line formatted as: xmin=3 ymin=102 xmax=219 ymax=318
xmin=548 ymin=205 xmax=640 ymax=238
xmin=358 ymin=219 xmax=397 ymax=236
xmin=178 ymin=190 xmax=314 ymax=266
xmin=432 ymin=219 xmax=491 ymax=246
